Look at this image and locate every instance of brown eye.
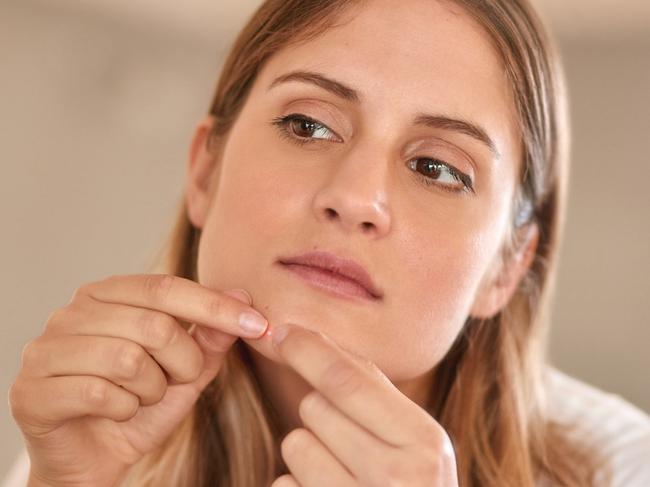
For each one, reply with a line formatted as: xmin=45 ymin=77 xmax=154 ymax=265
xmin=271 ymin=114 xmax=340 ymax=143
xmin=417 ymin=159 xmax=443 ymax=179
xmin=290 ymin=118 xmax=319 ymax=138
xmin=407 ymin=157 xmax=474 ymax=193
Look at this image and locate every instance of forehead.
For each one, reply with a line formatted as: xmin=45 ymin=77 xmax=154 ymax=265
xmin=253 ymin=0 xmax=521 ymax=165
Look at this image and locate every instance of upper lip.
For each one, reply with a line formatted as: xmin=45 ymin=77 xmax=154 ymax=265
xmin=278 ymin=250 xmax=383 ymax=299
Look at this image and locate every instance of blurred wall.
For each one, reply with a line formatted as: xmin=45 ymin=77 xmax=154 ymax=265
xmin=1 ymin=0 xmax=649 ymax=475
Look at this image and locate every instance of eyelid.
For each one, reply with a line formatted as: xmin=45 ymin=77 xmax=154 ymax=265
xmin=278 ymin=113 xmax=344 ymax=143
xmin=279 ymin=98 xmax=353 ymax=138
xmin=408 ymin=157 xmax=475 ymax=194
xmin=403 ymin=139 xmax=476 ymax=178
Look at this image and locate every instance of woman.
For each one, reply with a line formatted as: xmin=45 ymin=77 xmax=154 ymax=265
xmin=5 ymin=0 xmax=650 ymax=485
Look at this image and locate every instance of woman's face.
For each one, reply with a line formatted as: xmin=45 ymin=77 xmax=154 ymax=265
xmin=188 ymin=0 xmax=525 ymax=383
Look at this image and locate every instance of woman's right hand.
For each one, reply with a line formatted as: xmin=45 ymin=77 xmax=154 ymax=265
xmin=8 ymin=274 xmax=269 ymax=487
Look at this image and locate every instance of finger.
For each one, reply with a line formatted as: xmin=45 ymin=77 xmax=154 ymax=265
xmin=10 ymin=375 xmax=139 ymax=435
xmin=299 ymin=391 xmax=456 ymax=486
xmin=54 ymin=299 xmax=204 ymax=383
xmin=298 ymin=390 xmax=390 ymax=481
xmin=270 ymin=475 xmax=301 ymax=487
xmin=273 ymin=324 xmax=429 ymax=446
xmin=182 ymin=289 xmax=253 ymax=390
xmin=187 ymin=325 xmax=238 ymax=391
xmin=190 ymin=288 xmax=252 ymax=358
xmin=77 ymin=274 xmax=268 ymax=338
xmin=22 ymin=335 xmax=167 ymax=406
xmin=281 ymin=428 xmax=355 ymax=487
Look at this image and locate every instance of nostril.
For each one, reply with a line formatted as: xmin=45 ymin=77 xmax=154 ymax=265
xmin=325 ymin=208 xmax=338 ymax=220
xmin=361 ymin=221 xmax=374 ymax=232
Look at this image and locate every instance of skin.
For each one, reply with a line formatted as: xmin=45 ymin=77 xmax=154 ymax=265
xmin=188 ymin=0 xmax=531 ymax=418
xmin=12 ymin=275 xmax=270 ymax=487
xmin=185 ymin=0 xmax=538 ymax=482
xmin=9 ymin=0 xmax=539 ymax=485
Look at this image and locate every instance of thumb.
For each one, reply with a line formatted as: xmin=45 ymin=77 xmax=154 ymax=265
xmin=190 ymin=289 xmax=252 ymax=391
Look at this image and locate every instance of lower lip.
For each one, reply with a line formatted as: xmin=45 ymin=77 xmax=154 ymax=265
xmin=279 ymin=263 xmax=379 ymax=302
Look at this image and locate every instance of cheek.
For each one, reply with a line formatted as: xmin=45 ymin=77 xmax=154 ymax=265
xmin=195 ymin=112 xmax=515 ymax=382
xmin=218 ymin=132 xmax=311 ymax=237
xmin=378 ymin=205 xmax=502 ymax=379
xmin=398 ymin=188 xmax=503 ymax=315
xmin=196 ymin=130 xmax=312 ymax=287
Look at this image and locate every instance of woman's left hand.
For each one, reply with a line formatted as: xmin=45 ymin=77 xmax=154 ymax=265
xmin=269 ymin=323 xmax=459 ymax=487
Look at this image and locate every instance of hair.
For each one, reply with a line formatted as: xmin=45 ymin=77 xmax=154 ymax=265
xmin=119 ymin=0 xmax=606 ymax=485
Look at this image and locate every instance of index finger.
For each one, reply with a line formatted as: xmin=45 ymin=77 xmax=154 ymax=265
xmin=76 ymin=274 xmax=268 ymax=338
xmin=272 ymin=324 xmax=432 ymax=447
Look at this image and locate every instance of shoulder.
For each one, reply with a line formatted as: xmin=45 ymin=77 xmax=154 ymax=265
xmin=544 ymin=366 xmax=650 ymax=486
xmin=1 ymin=447 xmax=29 ymax=487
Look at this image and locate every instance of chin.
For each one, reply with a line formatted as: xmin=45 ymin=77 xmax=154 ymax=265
xmin=232 ymin=282 xmax=345 ymax=362
xmin=241 ymin=325 xmax=284 ymax=363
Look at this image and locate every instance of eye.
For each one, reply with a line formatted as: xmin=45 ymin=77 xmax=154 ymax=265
xmin=271 ymin=113 xmax=342 ymax=145
xmin=407 ymin=157 xmax=474 ymax=194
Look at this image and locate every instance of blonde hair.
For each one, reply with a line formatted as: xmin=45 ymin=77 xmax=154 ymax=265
xmin=120 ymin=0 xmax=604 ymax=485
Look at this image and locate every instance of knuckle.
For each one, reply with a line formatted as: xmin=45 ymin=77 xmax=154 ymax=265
xmin=113 ymin=343 xmax=147 ymax=380
xmin=71 ymin=281 xmax=95 ymax=301
xmin=143 ymin=274 xmax=175 ymax=302
xmin=20 ymin=339 xmax=40 ymax=368
xmin=43 ymin=306 xmax=77 ymax=335
xmin=43 ymin=309 xmax=64 ymax=335
xmin=82 ymin=379 xmax=109 ymax=407
xmin=203 ymin=295 xmax=223 ymax=317
xmin=44 ymin=307 xmax=66 ymax=327
xmin=138 ymin=311 xmax=177 ymax=350
xmin=320 ymin=359 xmax=363 ymax=396
xmin=7 ymin=380 xmax=25 ymax=418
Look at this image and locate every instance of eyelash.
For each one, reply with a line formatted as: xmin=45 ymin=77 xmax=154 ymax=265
xmin=270 ymin=113 xmax=475 ymax=194
xmin=271 ymin=113 xmax=339 ymax=146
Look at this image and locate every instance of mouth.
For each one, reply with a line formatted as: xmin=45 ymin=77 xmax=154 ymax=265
xmin=277 ymin=250 xmax=383 ymax=302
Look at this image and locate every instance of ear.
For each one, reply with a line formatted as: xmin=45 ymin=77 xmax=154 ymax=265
xmin=185 ymin=115 xmax=220 ymax=230
xmin=470 ymin=223 xmax=539 ymax=319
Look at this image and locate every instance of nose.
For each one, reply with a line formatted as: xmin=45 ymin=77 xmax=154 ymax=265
xmin=311 ymin=146 xmax=392 ymax=237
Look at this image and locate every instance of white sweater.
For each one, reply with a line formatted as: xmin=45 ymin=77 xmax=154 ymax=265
xmin=3 ymin=367 xmax=649 ymax=486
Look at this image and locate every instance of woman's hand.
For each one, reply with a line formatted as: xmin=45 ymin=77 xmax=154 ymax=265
xmin=269 ymin=324 xmax=458 ymax=487
xmin=8 ymin=274 xmax=268 ymax=487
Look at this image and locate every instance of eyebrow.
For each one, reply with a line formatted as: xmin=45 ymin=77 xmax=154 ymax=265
xmin=269 ymin=70 xmax=360 ymax=103
xmin=268 ymin=70 xmax=501 ymax=159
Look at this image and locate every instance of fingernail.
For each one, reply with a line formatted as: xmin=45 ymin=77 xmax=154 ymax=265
xmin=271 ymin=324 xmax=290 ymax=346
xmin=225 ymin=289 xmax=252 ymax=305
xmin=239 ymin=310 xmax=268 ymax=337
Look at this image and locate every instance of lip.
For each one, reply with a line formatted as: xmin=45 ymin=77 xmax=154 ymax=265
xmin=277 ymin=250 xmax=383 ymax=301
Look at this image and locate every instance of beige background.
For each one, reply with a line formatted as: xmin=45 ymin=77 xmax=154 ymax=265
xmin=1 ymin=0 xmax=649 ymax=475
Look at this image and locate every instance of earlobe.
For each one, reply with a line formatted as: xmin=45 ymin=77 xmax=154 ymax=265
xmin=185 ymin=115 xmax=219 ymax=230
xmin=470 ymin=223 xmax=539 ymax=319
